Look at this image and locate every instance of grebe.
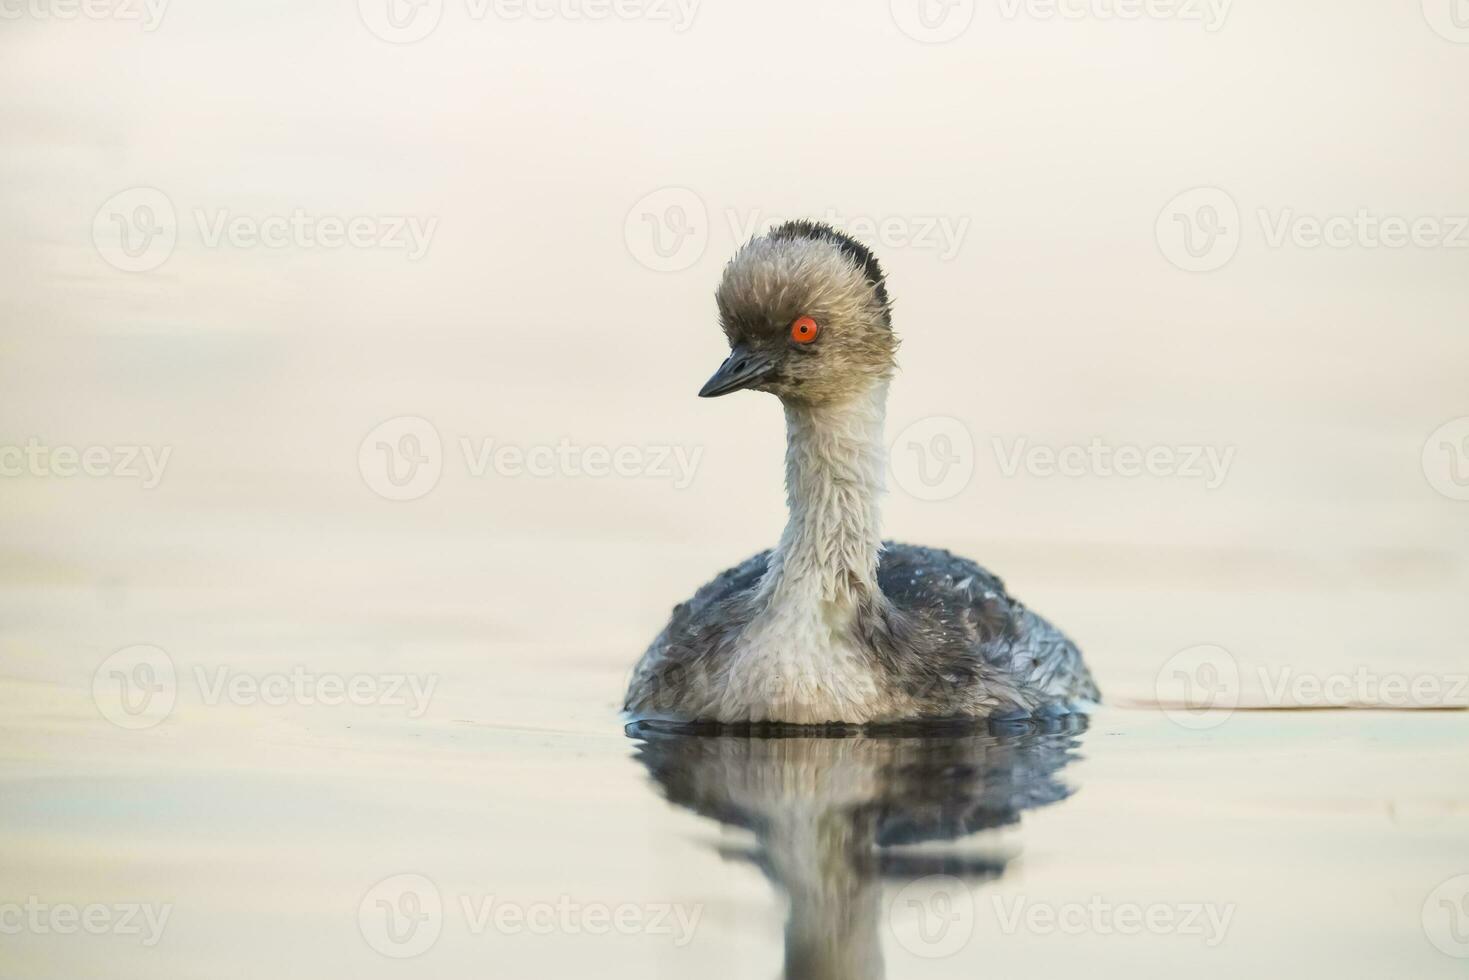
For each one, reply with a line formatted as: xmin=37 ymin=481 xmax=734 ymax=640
xmin=624 ymin=220 xmax=1099 ymax=726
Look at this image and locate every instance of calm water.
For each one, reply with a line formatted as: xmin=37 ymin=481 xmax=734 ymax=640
xmin=4 ymin=0 xmax=1469 ymax=976
xmin=4 ymin=651 xmax=1468 ymax=977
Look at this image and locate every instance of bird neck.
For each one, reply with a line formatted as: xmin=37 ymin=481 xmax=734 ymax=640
xmin=761 ymin=385 xmax=888 ymax=615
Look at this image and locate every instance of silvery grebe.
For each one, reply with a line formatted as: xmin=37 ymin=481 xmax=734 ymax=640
xmin=624 ymin=221 xmax=1099 ymax=726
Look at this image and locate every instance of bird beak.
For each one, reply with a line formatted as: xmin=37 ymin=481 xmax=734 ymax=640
xmin=698 ymin=344 xmax=775 ymax=398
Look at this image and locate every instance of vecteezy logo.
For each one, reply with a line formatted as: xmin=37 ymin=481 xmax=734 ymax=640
xmin=1155 ymin=187 xmax=1240 ymax=272
xmin=357 ymin=0 xmax=444 ymax=42
xmin=92 ymin=645 xmax=177 ymax=730
xmin=93 ymin=188 xmax=178 ymax=273
xmin=1155 ymin=644 xmax=1240 ymax=730
xmin=889 ymin=0 xmax=975 ymax=43
xmin=623 ymin=187 xmax=708 ymax=272
xmin=888 ymin=874 xmax=974 ymax=958
xmin=358 ymin=873 xmax=443 ymax=958
xmin=889 ymin=416 xmax=975 ymax=501
xmin=1422 ymin=0 xmax=1469 ymax=42
xmin=1422 ymin=417 xmax=1469 ymax=501
xmin=1422 ymin=874 xmax=1469 ymax=957
xmin=358 ymin=416 xmax=443 ymax=501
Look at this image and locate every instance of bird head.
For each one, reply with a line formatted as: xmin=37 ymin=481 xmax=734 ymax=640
xmin=699 ymin=221 xmax=897 ymax=406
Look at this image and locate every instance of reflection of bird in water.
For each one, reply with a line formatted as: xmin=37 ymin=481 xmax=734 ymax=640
xmin=624 ymin=221 xmax=1099 ymax=726
xmin=630 ymin=717 xmax=1087 ymax=980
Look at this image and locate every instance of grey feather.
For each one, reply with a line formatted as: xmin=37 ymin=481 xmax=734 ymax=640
xmin=624 ymin=543 xmax=1100 ymax=724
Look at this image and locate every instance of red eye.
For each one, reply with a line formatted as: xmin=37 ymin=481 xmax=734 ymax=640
xmin=790 ymin=316 xmax=820 ymax=344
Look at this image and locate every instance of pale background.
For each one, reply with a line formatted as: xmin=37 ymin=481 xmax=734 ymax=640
xmin=2 ymin=1 xmax=1468 ymax=977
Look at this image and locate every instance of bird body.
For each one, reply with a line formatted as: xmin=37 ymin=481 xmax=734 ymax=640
xmin=624 ymin=221 xmax=1098 ymax=725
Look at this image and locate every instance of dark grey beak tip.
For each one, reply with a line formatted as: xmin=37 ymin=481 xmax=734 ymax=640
xmin=699 ymin=345 xmax=773 ymax=399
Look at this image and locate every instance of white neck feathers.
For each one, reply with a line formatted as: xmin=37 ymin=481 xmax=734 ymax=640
xmin=759 ymin=385 xmax=888 ymax=616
